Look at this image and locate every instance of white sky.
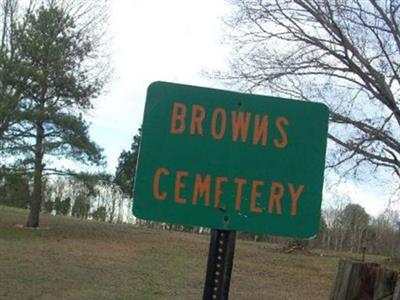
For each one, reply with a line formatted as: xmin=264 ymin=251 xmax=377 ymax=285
xmin=86 ymin=0 xmax=393 ymax=217
xmin=89 ymin=0 xmax=231 ymax=173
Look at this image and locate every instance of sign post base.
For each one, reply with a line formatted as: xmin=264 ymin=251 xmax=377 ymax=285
xmin=203 ymin=229 xmax=236 ymax=300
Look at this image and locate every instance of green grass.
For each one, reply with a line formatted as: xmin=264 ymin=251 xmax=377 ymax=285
xmin=0 ymin=206 xmax=396 ymax=299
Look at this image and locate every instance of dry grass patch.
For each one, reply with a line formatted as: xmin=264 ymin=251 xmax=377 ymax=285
xmin=0 ymin=206 xmax=393 ymax=299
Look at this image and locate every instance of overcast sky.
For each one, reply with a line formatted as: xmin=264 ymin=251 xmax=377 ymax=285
xmin=89 ymin=0 xmax=231 ymax=173
xmin=86 ymin=0 xmax=395 ymax=216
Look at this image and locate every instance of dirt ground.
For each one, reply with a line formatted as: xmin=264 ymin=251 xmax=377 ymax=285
xmin=0 ymin=206 xmax=394 ymax=300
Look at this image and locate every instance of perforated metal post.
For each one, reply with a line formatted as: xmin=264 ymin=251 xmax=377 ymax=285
xmin=203 ymin=229 xmax=236 ymax=300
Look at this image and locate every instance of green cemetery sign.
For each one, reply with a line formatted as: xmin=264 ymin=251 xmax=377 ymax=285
xmin=133 ymin=81 xmax=329 ymax=238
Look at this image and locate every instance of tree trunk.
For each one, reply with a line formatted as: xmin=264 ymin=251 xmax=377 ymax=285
xmin=26 ymin=121 xmax=44 ymax=228
xmin=326 ymin=233 xmax=330 ymax=249
xmin=394 ymin=278 xmax=400 ymax=300
xmin=109 ymin=198 xmax=116 ymax=223
xmin=334 ymin=233 xmax=339 ymax=251
xmin=330 ymin=259 xmax=398 ymax=300
xmin=339 ymin=230 xmax=345 ymax=251
xmin=357 ymin=230 xmax=363 ymax=253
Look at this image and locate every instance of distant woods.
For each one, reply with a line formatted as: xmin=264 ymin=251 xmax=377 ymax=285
xmin=320 ymin=203 xmax=399 ymax=257
xmin=114 ymin=129 xmax=141 ymax=198
xmin=0 ymin=127 xmax=142 ymax=224
xmin=1 ymin=121 xmax=399 ymax=256
xmin=0 ymin=127 xmax=142 ymax=223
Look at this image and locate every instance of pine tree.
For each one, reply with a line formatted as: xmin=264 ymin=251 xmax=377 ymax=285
xmin=0 ymin=0 xmax=20 ymax=146
xmin=3 ymin=5 xmax=105 ymax=227
xmin=114 ymin=129 xmax=141 ymax=198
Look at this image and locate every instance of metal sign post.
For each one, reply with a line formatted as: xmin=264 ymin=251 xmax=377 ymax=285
xmin=203 ymin=229 xmax=236 ymax=300
xmin=133 ymin=81 xmax=329 ymax=298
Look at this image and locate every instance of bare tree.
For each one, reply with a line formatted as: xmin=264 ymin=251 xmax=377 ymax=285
xmin=222 ymin=0 xmax=399 ymax=186
xmin=369 ymin=209 xmax=400 ymax=256
xmin=339 ymin=203 xmax=370 ymax=252
xmin=323 ymin=194 xmax=350 ymax=251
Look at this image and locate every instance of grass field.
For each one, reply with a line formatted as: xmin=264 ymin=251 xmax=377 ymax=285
xmin=0 ymin=206 xmax=397 ymax=300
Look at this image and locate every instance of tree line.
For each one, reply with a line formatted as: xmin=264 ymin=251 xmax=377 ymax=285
xmin=321 ymin=203 xmax=399 ymax=256
xmin=0 ymin=128 xmax=142 ymax=223
xmin=119 ymin=126 xmax=399 ymax=257
xmin=2 ymin=125 xmax=399 ymax=257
